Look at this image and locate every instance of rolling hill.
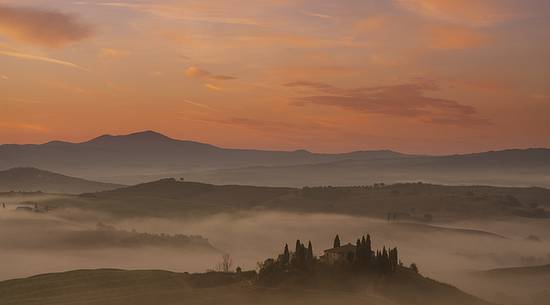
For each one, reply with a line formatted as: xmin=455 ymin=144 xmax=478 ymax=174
xmin=0 ymin=268 xmax=490 ymax=305
xmin=1 ymin=130 xmax=548 ymax=187
xmin=37 ymin=178 xmax=550 ymax=220
xmin=465 ymin=264 xmax=550 ymax=305
xmin=0 ymin=167 xmax=123 ymax=194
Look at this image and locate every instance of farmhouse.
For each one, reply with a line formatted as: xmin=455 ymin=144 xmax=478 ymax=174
xmin=321 ymin=243 xmax=356 ymax=264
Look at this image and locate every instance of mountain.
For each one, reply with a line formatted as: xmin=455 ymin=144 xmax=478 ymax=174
xmin=1 ymin=131 xmax=549 ymax=187
xmin=0 ymin=167 xmax=123 ymax=194
xmin=0 ymin=268 xmax=490 ymax=305
xmin=186 ymin=148 xmax=550 ymax=188
xmin=0 ymin=130 xmax=404 ymax=184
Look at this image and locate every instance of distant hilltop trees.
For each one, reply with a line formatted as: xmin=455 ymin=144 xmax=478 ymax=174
xmin=259 ymin=233 xmax=413 ymax=285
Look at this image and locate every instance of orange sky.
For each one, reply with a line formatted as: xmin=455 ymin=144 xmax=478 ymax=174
xmin=1 ymin=0 xmax=549 ymax=154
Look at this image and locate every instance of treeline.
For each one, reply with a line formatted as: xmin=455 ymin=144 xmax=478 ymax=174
xmin=93 ymin=222 xmax=213 ymax=249
xmin=351 ymin=234 xmax=400 ymax=272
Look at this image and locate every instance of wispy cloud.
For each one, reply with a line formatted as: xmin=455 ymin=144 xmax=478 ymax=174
xmin=185 ymin=66 xmax=236 ymax=81
xmin=287 ymin=79 xmax=490 ymax=126
xmin=0 ymin=49 xmax=87 ymax=70
xmin=205 ymin=83 xmax=221 ymax=91
xmin=86 ymin=2 xmax=262 ymax=26
xmin=395 ymin=0 xmax=523 ymax=26
xmin=182 ymin=99 xmax=216 ymax=111
xmin=0 ymin=4 xmax=94 ymax=48
xmin=0 ymin=122 xmax=49 ymax=133
xmin=0 ymin=74 xmax=7 ymax=80
xmin=300 ymin=10 xmax=336 ymax=20
xmin=99 ymin=48 xmax=130 ymax=60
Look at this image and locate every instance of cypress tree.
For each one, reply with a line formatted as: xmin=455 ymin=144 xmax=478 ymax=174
xmin=307 ymin=241 xmax=314 ymax=261
xmin=354 ymin=238 xmax=362 ymax=266
xmin=333 ymin=234 xmax=341 ymax=248
xmin=366 ymin=234 xmax=372 ymax=261
xmin=282 ymin=243 xmax=290 ymax=264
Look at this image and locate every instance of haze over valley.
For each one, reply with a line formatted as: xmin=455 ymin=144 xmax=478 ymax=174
xmin=1 ymin=0 xmax=549 ymax=304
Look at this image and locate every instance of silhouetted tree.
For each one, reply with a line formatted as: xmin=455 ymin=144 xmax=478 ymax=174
xmin=365 ymin=234 xmax=372 ymax=264
xmin=307 ymin=241 xmax=314 ymax=261
xmin=410 ymin=263 xmax=419 ymax=273
xmin=282 ymin=243 xmax=290 ymax=264
xmin=293 ymin=240 xmax=307 ymax=269
xmin=355 ymin=238 xmax=362 ymax=263
xmin=333 ymin=234 xmax=341 ymax=248
xmin=215 ymin=254 xmax=233 ymax=272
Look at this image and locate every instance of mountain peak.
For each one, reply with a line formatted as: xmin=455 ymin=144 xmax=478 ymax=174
xmin=84 ymin=130 xmax=175 ymax=145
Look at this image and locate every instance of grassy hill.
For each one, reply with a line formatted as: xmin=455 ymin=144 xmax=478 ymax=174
xmin=0 ymin=268 xmax=490 ymax=305
xmin=40 ymin=178 xmax=550 ymax=221
xmin=0 ymin=167 xmax=123 ymax=194
xmin=465 ymin=264 xmax=550 ymax=305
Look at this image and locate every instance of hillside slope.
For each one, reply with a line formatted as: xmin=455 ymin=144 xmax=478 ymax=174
xmin=0 ymin=167 xmax=123 ymax=194
xmin=464 ymin=264 xmax=550 ymax=305
xmin=0 ymin=269 xmax=490 ymax=305
xmin=41 ymin=179 xmax=550 ymax=220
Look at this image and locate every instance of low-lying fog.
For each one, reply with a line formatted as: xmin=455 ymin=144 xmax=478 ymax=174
xmin=1 ymin=195 xmax=549 ymax=304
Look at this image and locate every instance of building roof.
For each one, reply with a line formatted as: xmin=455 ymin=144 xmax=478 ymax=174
xmin=324 ymin=243 xmax=356 ymax=253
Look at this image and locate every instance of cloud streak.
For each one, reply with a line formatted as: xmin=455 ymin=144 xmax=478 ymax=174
xmin=0 ymin=4 xmax=94 ymax=48
xmin=89 ymin=2 xmax=262 ymax=26
xmin=395 ymin=0 xmax=523 ymax=26
xmin=185 ymin=66 xmax=236 ymax=81
xmin=287 ymin=80 xmax=490 ymax=126
xmin=182 ymin=99 xmax=217 ymax=111
xmin=0 ymin=49 xmax=87 ymax=71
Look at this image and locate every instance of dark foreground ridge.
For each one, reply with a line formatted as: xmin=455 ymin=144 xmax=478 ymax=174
xmin=0 ymin=234 xmax=491 ymax=305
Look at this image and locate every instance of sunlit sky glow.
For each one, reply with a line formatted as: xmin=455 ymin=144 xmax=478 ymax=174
xmin=1 ymin=0 xmax=549 ymax=154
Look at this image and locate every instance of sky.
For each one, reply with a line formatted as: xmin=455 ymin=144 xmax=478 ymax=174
xmin=0 ymin=0 xmax=549 ymax=154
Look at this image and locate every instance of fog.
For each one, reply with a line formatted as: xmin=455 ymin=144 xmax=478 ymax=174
xmin=1 ymin=201 xmax=549 ymax=304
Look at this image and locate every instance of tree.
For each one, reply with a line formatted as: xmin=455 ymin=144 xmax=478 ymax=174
xmin=410 ymin=263 xmax=419 ymax=273
xmin=333 ymin=234 xmax=341 ymax=248
xmin=216 ymin=254 xmax=234 ymax=272
xmin=282 ymin=243 xmax=290 ymax=264
xmin=355 ymin=238 xmax=362 ymax=262
xmin=366 ymin=234 xmax=372 ymax=263
xmin=293 ymin=240 xmax=306 ymax=268
xmin=307 ymin=241 xmax=314 ymax=261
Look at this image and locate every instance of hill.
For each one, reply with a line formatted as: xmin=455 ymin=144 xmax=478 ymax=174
xmin=185 ymin=148 xmax=550 ymax=188
xmin=40 ymin=179 xmax=550 ymax=220
xmin=0 ymin=268 xmax=490 ymax=305
xmin=0 ymin=130 xmax=404 ymax=184
xmin=464 ymin=264 xmax=550 ymax=305
xmin=0 ymin=167 xmax=123 ymax=194
xmin=480 ymin=264 xmax=550 ymax=277
xmin=2 ymin=130 xmax=548 ymax=187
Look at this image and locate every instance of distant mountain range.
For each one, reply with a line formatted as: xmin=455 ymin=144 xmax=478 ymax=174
xmin=1 ymin=130 xmax=549 ymax=187
xmin=0 ymin=167 xmax=123 ymax=194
